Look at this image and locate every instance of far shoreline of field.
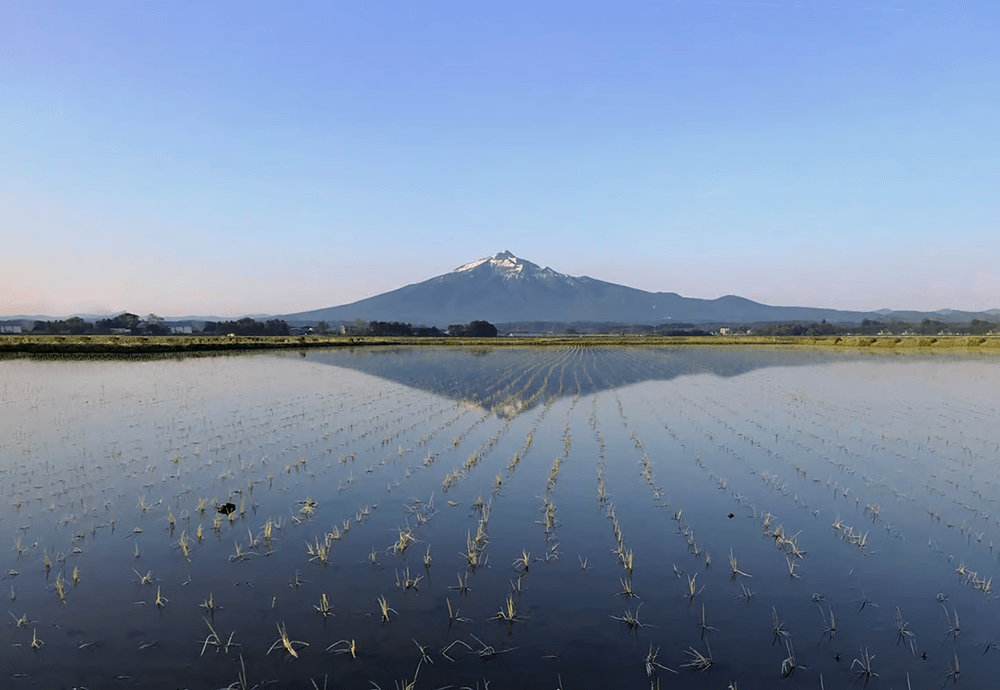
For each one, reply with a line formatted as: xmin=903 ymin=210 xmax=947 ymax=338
xmin=2 ymin=333 xmax=1000 ymax=355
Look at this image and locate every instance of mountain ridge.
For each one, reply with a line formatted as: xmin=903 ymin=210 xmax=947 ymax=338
xmin=280 ymin=251 xmax=998 ymax=327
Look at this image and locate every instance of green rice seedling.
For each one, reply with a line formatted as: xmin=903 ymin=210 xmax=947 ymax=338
xmin=896 ymin=607 xmax=917 ymax=655
xmin=314 ymin=593 xmax=332 ymax=618
xmin=611 ymin=603 xmax=647 ymax=630
xmin=178 ymin=532 xmax=191 ymax=560
xmin=197 ymin=498 xmax=206 ymax=516
xmin=377 ymin=595 xmax=397 ymax=623
xmin=786 ymin=556 xmax=800 ymax=579
xmin=395 ymin=567 xmax=422 ymax=591
xmin=645 ymin=644 xmax=677 ymax=676
xmin=423 ymin=546 xmax=432 ymax=569
xmin=942 ymin=605 xmax=960 ymax=644
xmin=448 ymin=572 xmax=471 ymax=594
xmin=681 ymin=641 xmax=714 ymax=672
xmin=200 ymin=592 xmax=217 ymax=615
xmin=446 ymin=597 xmax=470 ymax=625
xmin=617 ymin=576 xmax=637 ymax=599
xmin=818 ymin=605 xmax=836 ymax=641
xmin=413 ymin=638 xmax=433 ymax=667
xmin=10 ymin=611 xmax=29 ymax=628
xmin=13 ymin=538 xmax=27 ymax=558
xmin=699 ymin=604 xmax=718 ymax=638
xmin=772 ymin=607 xmax=790 ymax=645
xmin=326 ymin=639 xmax=356 ymax=657
xmin=134 ymin=569 xmax=154 ymax=585
xmin=30 ymin=628 xmax=43 ymax=650
xmin=729 ymin=549 xmax=752 ymax=580
xmin=686 ymin=573 xmax=703 ymax=599
xmin=854 ymin=590 xmax=877 ymax=612
xmin=491 ymin=593 xmax=520 ymax=623
xmin=780 ymin=639 xmax=806 ymax=678
xmin=468 ymin=633 xmax=516 ymax=659
xmin=155 ymin=586 xmax=168 ymax=608
xmin=737 ymin=582 xmax=754 ymax=601
xmin=299 ymin=498 xmax=316 ymax=519
xmin=392 ymin=526 xmax=417 ymax=555
xmin=462 ymin=531 xmax=487 ymax=570
xmin=944 ymin=652 xmax=960 ymax=685
xmin=761 ymin=511 xmax=772 ymax=533
xmin=579 ymin=556 xmax=589 ymax=571
xmin=167 ymin=506 xmax=175 ymax=530
xmin=851 ymin=648 xmax=878 ymax=685
xmin=72 ymin=567 xmax=79 ymax=586
xmin=54 ymin=572 xmax=67 ymax=603
xmin=230 ymin=541 xmax=253 ymax=562
xmin=267 ymin=622 xmax=308 ymax=658
xmin=306 ymin=537 xmax=329 ymax=566
xmin=198 ymin=617 xmax=224 ymax=656
xmin=513 ymin=549 xmax=530 ymax=573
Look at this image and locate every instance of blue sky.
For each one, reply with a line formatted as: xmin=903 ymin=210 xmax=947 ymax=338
xmin=3 ymin=0 xmax=997 ymax=317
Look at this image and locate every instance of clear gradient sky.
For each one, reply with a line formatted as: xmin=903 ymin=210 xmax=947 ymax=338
xmin=3 ymin=1 xmax=997 ymax=318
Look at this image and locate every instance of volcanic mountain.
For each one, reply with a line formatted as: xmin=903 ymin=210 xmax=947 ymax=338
xmin=282 ymin=251 xmax=886 ymax=326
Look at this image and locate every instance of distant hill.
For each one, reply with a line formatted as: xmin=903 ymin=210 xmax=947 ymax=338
xmin=282 ymin=250 xmax=967 ymax=327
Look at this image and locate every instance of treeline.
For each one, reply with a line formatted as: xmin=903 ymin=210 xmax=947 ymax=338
xmin=750 ymin=318 xmax=998 ymax=337
xmin=26 ymin=313 xmax=172 ymax=336
xmin=501 ymin=321 xmax=711 ymax=336
xmin=343 ymin=320 xmax=497 ymax=337
xmin=21 ymin=313 xmax=290 ymax=337
xmin=201 ymin=318 xmax=290 ymax=336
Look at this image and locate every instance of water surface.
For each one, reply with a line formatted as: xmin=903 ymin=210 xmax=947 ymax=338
xmin=1 ymin=346 xmax=998 ymax=689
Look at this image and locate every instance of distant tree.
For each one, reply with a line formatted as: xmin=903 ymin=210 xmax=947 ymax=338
xmin=367 ymin=321 xmax=413 ymax=337
xmin=314 ymin=321 xmax=329 ymax=334
xmin=65 ymin=317 xmax=89 ymax=335
xmin=117 ymin=313 xmax=141 ymax=330
xmin=143 ymin=313 xmax=168 ymax=335
xmin=969 ymin=319 xmax=996 ymax=335
xmin=413 ymin=325 xmax=443 ymax=337
xmin=448 ymin=321 xmax=498 ymax=337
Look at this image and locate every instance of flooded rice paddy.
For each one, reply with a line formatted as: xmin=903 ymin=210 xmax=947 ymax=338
xmin=1 ymin=345 xmax=999 ymax=689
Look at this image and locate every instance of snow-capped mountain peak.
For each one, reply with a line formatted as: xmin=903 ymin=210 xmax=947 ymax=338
xmin=453 ymin=250 xmax=562 ymax=281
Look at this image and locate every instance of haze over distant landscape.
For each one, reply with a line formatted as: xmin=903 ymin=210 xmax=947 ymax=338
xmin=3 ymin=2 xmax=997 ymax=319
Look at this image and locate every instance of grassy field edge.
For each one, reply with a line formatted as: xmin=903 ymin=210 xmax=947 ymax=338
xmin=2 ymin=333 xmax=1000 ymax=355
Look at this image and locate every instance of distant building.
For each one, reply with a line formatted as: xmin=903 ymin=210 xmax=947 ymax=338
xmin=170 ymin=326 xmax=193 ymax=335
xmin=0 ymin=325 xmax=22 ymax=334
xmin=718 ymin=328 xmax=731 ymax=335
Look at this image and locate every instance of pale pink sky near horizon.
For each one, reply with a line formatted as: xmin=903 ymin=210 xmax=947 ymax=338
xmin=4 ymin=1 xmax=997 ymax=319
